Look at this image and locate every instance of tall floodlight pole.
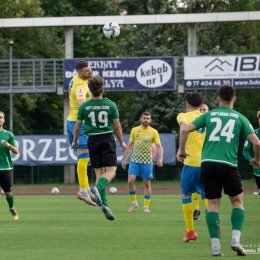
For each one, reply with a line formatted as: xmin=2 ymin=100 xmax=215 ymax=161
xmin=9 ymin=38 xmax=14 ymax=132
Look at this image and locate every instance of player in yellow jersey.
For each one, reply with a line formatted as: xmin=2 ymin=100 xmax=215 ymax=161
xmin=122 ymin=112 xmax=163 ymax=213
xmin=176 ymin=92 xmax=206 ymax=242
xmin=192 ymin=103 xmax=209 ymax=220
xmin=67 ymin=60 xmax=96 ymax=206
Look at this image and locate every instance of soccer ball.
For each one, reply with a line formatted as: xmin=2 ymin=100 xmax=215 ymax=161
xmin=109 ymin=187 xmax=117 ymax=194
xmin=103 ymin=22 xmax=120 ymax=39
xmin=51 ymin=187 xmax=59 ymax=195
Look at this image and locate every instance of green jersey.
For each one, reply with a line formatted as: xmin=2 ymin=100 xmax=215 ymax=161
xmin=0 ymin=129 xmax=16 ymax=170
xmin=243 ymin=127 xmax=260 ymax=176
xmin=77 ymin=97 xmax=119 ymax=136
xmin=192 ymin=107 xmax=254 ymax=167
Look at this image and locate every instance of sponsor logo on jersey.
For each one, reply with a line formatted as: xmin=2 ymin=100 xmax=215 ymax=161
xmin=196 ymin=127 xmax=205 ymax=134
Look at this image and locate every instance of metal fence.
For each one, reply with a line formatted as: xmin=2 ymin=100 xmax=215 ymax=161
xmin=0 ymin=59 xmax=64 ymax=93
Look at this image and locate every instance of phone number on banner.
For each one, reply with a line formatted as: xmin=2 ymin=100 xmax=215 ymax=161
xmin=184 ymin=79 xmax=232 ymax=89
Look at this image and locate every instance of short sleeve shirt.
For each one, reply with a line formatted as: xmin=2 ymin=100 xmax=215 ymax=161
xmin=67 ymin=76 xmax=91 ymax=121
xmin=130 ymin=126 xmax=160 ymax=164
xmin=77 ymin=97 xmax=119 ymax=135
xmin=0 ymin=129 xmax=16 ymax=170
xmin=192 ymin=107 xmax=254 ymax=167
xmin=243 ymin=127 xmax=260 ymax=175
xmin=243 ymin=127 xmax=260 ymax=157
xmin=177 ymin=110 xmax=205 ymax=167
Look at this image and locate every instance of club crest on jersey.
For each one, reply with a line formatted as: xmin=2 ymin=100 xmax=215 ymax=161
xmin=68 ymin=81 xmax=74 ymax=91
xmin=196 ymin=127 xmax=205 ymax=134
xmin=78 ymin=88 xmax=83 ymax=93
xmin=136 ymin=134 xmax=139 ymax=138
xmin=244 ymin=140 xmax=248 ymax=146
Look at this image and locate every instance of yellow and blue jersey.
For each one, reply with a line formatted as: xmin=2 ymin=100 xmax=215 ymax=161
xmin=130 ymin=126 xmax=160 ymax=164
xmin=67 ymin=75 xmax=91 ymax=121
xmin=177 ymin=110 xmax=205 ymax=167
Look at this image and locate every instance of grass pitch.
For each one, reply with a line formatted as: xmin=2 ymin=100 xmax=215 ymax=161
xmin=0 ymin=193 xmax=259 ymax=259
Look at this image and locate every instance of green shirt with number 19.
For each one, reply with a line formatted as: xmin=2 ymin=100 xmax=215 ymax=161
xmin=192 ymin=107 xmax=254 ymax=167
xmin=77 ymin=97 xmax=119 ymax=136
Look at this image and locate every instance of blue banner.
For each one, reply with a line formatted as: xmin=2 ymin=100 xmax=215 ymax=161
xmin=12 ymin=134 xmax=176 ymax=166
xmin=64 ymin=57 xmax=175 ymax=91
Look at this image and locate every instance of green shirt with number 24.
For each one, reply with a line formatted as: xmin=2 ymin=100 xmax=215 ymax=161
xmin=192 ymin=107 xmax=254 ymax=167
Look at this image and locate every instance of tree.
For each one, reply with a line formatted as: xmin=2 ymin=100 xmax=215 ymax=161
xmin=0 ymin=0 xmax=64 ymax=134
xmin=40 ymin=0 xmax=125 ymax=58
xmin=2 ymin=0 xmax=260 ymax=134
xmin=113 ymin=0 xmax=260 ymax=130
xmin=102 ymin=1 xmax=187 ymax=132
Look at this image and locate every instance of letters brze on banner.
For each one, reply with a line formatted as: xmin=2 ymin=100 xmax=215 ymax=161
xmin=12 ymin=134 xmax=176 ymax=166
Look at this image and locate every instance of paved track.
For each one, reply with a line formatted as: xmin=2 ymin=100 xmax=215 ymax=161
xmin=12 ymin=187 xmax=258 ymax=195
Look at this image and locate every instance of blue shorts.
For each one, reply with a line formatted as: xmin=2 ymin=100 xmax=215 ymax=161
xmin=181 ymin=165 xmax=204 ymax=195
xmin=67 ymin=121 xmax=88 ymax=152
xmin=128 ymin=161 xmax=153 ymax=180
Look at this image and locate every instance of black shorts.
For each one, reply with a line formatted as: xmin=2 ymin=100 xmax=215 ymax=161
xmin=88 ymin=134 xmax=117 ymax=168
xmin=0 ymin=170 xmax=12 ymax=192
xmin=254 ymin=174 xmax=260 ymax=189
xmin=201 ymin=162 xmax=243 ymax=199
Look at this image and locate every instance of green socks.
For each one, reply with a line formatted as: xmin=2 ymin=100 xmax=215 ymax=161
xmin=206 ymin=208 xmax=244 ymax=242
xmin=97 ymin=177 xmax=109 ymax=206
xmin=6 ymin=194 xmax=14 ymax=209
xmin=206 ymin=212 xmax=220 ymax=239
xmin=231 ymin=208 xmax=245 ymax=231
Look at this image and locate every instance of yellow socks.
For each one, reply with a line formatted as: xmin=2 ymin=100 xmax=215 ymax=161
xmin=77 ymin=154 xmax=89 ymax=189
xmin=182 ymin=198 xmax=194 ymax=231
xmin=202 ymin=194 xmax=208 ymax=209
xmin=144 ymin=196 xmax=151 ymax=208
xmin=192 ymin=193 xmax=200 ymax=209
xmin=129 ymin=191 xmax=137 ymax=203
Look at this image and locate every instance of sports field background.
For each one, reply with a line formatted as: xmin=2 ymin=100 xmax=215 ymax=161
xmin=2 ymin=179 xmax=260 ymax=259
xmin=11 ymin=178 xmax=260 ymax=195
xmin=1 ymin=190 xmax=259 ymax=259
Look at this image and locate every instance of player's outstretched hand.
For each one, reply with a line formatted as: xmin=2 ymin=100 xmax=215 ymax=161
xmin=249 ymin=158 xmax=260 ymax=169
xmin=121 ymin=160 xmax=127 ymax=169
xmin=157 ymin=159 xmax=163 ymax=167
xmin=177 ymin=150 xmax=189 ymax=162
xmin=71 ymin=141 xmax=78 ymax=150
xmin=1 ymin=140 xmax=10 ymax=147
xmin=121 ymin=142 xmax=127 ymax=151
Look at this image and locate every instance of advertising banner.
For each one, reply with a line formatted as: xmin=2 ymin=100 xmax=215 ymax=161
xmin=12 ymin=134 xmax=176 ymax=166
xmin=64 ymin=57 xmax=175 ymax=91
xmin=184 ymin=55 xmax=260 ymax=89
